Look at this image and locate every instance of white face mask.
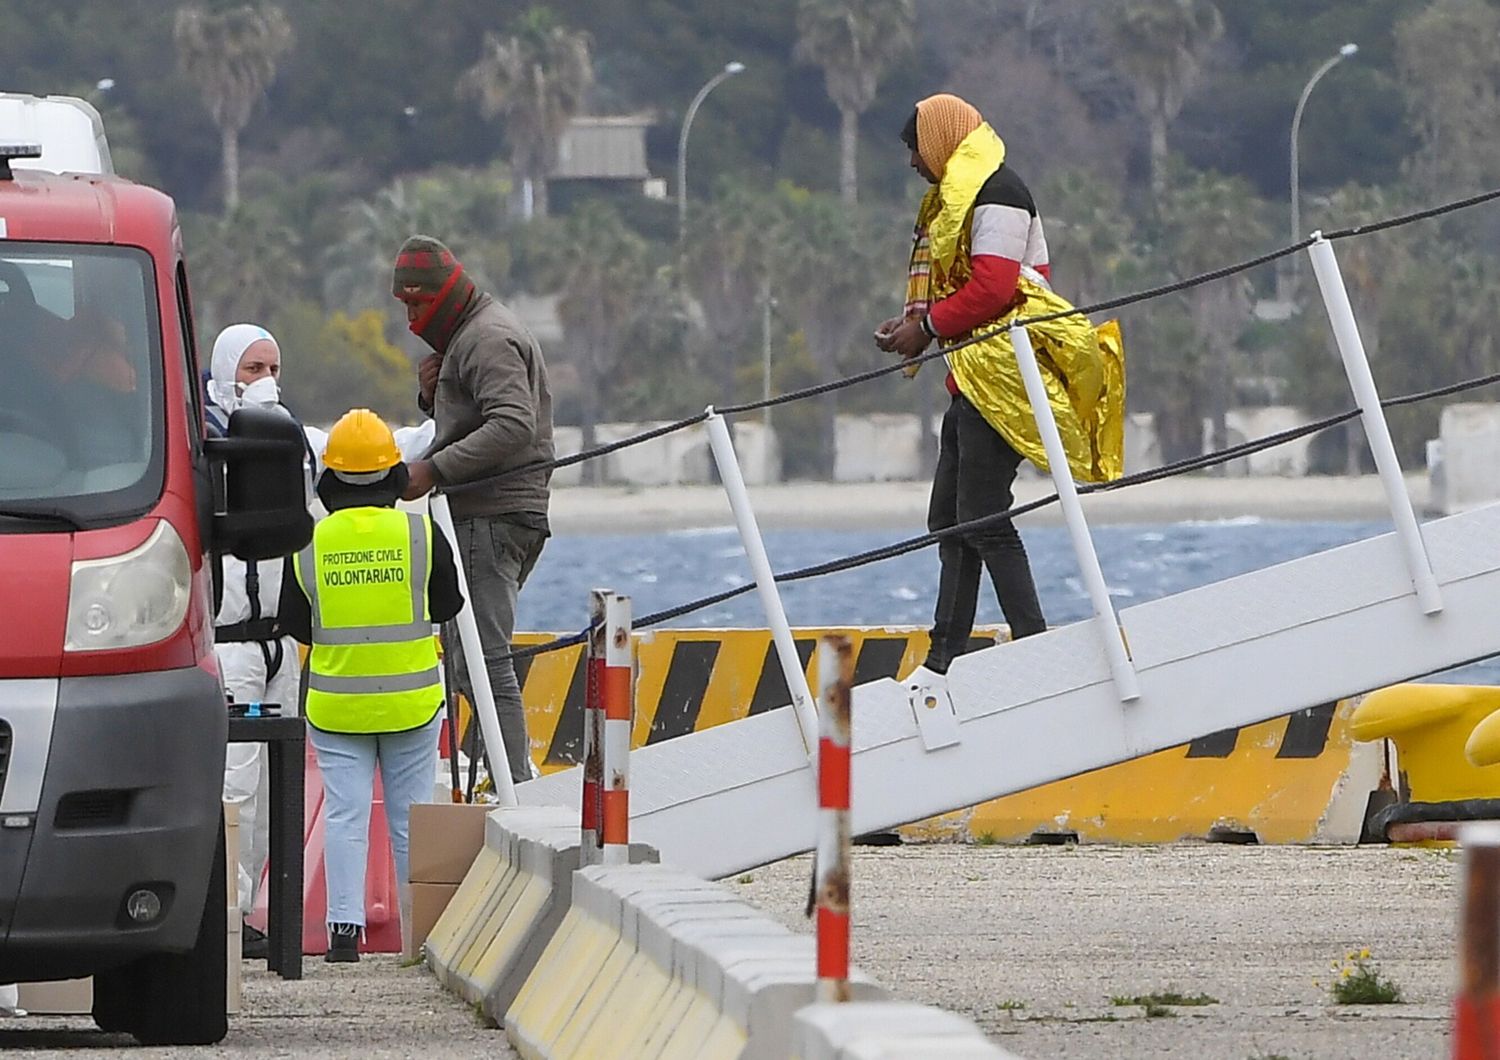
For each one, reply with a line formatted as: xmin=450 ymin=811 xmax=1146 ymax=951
xmin=238 ymin=376 xmax=281 ymax=408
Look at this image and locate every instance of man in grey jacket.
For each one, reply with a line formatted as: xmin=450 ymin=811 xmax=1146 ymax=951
xmin=393 ymin=234 xmax=553 ymax=784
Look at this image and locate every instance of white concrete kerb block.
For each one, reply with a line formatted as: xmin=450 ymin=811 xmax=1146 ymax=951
xmin=793 ymin=1001 xmax=1016 ymax=1060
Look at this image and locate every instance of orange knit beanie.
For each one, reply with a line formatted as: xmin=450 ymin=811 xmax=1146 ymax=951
xmin=915 ymin=93 xmax=983 ymax=181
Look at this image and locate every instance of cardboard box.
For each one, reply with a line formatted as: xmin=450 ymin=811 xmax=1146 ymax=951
xmin=18 ymin=805 xmax=244 ymax=1016
xmin=16 ymin=978 xmax=91 ymax=1015
xmin=408 ymin=802 xmax=491 ymax=884
xmin=403 ymin=881 xmax=460 ymax=961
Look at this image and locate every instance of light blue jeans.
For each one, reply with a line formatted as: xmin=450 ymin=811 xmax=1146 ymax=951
xmin=309 ymin=714 xmax=440 ymax=926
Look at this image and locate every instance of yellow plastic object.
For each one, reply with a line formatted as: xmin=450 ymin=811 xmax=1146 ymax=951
xmin=323 ymin=407 xmax=401 ymax=473
xmin=1350 ymin=684 xmax=1500 ymax=802
xmin=1467 ymin=708 xmax=1500 ymax=768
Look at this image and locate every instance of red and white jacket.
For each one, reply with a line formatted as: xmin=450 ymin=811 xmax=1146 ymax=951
xmin=922 ymin=164 xmax=1049 ymax=395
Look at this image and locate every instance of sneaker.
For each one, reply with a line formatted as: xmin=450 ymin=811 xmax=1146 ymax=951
xmin=241 ymin=922 xmax=268 ymax=960
xmin=904 ymin=663 xmax=949 ymax=691
xmin=325 ymin=922 xmax=360 ymax=963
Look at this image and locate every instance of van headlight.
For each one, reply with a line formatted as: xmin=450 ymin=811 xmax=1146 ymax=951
xmin=66 ymin=521 xmax=192 ymax=652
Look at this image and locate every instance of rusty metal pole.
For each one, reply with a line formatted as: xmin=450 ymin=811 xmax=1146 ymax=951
xmin=600 ymin=593 xmax=633 ymax=866
xmin=581 ymin=589 xmax=610 ymax=867
xmin=814 ymin=634 xmax=853 ymax=1003
xmin=1457 ymin=822 xmax=1500 ymax=1060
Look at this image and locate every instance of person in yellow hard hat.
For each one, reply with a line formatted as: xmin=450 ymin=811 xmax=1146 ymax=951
xmin=276 ymin=409 xmax=464 ymax=963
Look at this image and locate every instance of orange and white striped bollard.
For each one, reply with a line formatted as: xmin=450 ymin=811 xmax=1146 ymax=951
xmin=600 ymin=593 xmax=633 ymax=866
xmin=814 ymin=634 xmax=853 ymax=1003
xmin=581 ymin=589 xmax=609 ymax=866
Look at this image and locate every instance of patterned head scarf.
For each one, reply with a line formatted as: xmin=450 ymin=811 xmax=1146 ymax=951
xmin=392 ymin=234 xmax=478 ymax=354
xmin=914 ymin=93 xmax=983 ymax=182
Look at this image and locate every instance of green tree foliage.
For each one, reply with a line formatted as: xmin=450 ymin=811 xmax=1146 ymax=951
xmin=1108 ymin=0 xmax=1224 ymax=201
xmin=772 ymin=185 xmax=902 ymax=475
xmin=8 ymin=0 xmax=1500 ymax=478
xmin=1151 ymin=161 xmax=1268 ymax=461
xmin=173 ymin=3 xmax=294 ymax=214
xmin=794 ymin=0 xmax=915 ymax=204
xmin=1395 ymin=0 xmax=1500 ymax=201
xmin=530 ymin=201 xmax=667 ymax=478
xmin=459 ymin=7 xmax=593 ymax=219
xmin=272 ymin=305 xmax=416 ymax=426
xmin=683 ymin=179 xmax=784 ymax=404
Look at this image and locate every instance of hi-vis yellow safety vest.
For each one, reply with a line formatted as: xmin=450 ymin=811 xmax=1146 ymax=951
xmin=294 ymin=507 xmax=441 ymax=734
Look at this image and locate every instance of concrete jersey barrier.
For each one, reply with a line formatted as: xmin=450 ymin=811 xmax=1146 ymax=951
xmin=506 ymin=863 xmax=886 ymax=1059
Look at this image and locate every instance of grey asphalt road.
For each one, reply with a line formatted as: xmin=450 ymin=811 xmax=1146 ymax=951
xmin=0 ymin=954 xmax=515 ymax=1058
xmin=0 ymin=844 xmax=1457 ymax=1058
xmin=734 ymin=844 xmax=1456 ymax=1060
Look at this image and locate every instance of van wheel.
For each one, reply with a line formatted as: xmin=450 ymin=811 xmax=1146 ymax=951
xmin=92 ymin=810 xmax=229 ymax=1046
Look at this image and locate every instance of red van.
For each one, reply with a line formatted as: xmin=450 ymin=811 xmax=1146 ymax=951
xmin=0 ymin=130 xmax=308 ymax=1043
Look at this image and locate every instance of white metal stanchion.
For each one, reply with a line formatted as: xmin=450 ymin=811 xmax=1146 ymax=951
xmin=705 ymin=408 xmax=821 ymax=754
xmin=1308 ymin=233 xmax=1443 ymax=615
xmin=1009 ymin=324 xmax=1140 ymax=702
xmin=429 ymin=492 xmax=518 ymax=806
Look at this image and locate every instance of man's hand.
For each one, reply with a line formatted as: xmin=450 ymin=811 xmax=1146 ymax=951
xmin=418 ymin=353 xmax=442 ymax=407
xmin=873 ymin=314 xmax=905 ymax=351
xmin=402 ymin=459 xmax=437 ymax=501
xmin=885 ymin=317 xmax=934 ymax=360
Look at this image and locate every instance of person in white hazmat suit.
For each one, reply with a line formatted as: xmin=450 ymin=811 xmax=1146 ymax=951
xmin=206 ymin=324 xmax=434 ymax=954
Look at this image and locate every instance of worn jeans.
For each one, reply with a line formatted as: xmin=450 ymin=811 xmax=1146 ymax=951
xmin=447 ymin=515 xmax=548 ymax=784
xmin=309 ymin=715 xmax=440 ymax=927
xmin=925 ymin=394 xmax=1046 ymax=672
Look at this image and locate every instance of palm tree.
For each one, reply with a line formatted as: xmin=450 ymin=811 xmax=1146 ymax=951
xmin=321 ymin=167 xmax=513 ymax=315
xmin=459 ymin=7 xmax=592 ymax=220
xmin=533 ymin=202 xmax=661 ymax=481
xmin=774 ymin=189 xmax=895 ymax=475
xmin=173 ymin=4 xmax=294 ymax=216
xmin=795 ymin=0 xmax=916 ymax=205
xmin=684 ymin=180 xmax=781 ymax=405
xmin=1156 ymin=162 xmax=1267 ymax=464
xmin=180 ymin=199 xmax=303 ymax=338
xmin=1108 ymin=0 xmax=1223 ymax=201
xmin=1037 ymin=169 xmax=1136 ymax=308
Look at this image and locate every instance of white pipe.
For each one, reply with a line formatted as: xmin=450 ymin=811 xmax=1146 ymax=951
xmin=429 ymin=493 xmax=517 ymax=806
xmin=705 ymin=409 xmax=821 ymax=753
xmin=1307 ymin=235 xmax=1443 ymax=615
xmin=1009 ymin=325 xmax=1140 ymax=702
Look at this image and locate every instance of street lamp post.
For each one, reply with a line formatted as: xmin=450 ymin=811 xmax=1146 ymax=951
xmin=1290 ymin=43 xmax=1357 ymax=246
xmin=677 ymin=61 xmax=745 ymax=243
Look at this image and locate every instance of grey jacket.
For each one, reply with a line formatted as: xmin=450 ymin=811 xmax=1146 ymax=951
xmin=424 ymin=293 xmax=554 ymax=521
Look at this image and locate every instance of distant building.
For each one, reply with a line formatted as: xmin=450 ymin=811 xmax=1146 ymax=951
xmin=550 ymin=114 xmax=666 ymax=200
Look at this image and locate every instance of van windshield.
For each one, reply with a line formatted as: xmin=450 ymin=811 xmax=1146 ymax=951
xmin=0 ymin=243 xmax=162 ymax=527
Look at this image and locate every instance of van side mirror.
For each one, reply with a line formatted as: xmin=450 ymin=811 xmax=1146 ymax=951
xmin=205 ymin=406 xmax=313 ymax=561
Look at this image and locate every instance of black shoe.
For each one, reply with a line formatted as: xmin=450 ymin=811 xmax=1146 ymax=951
xmin=325 ymin=922 xmax=360 ymax=963
xmin=241 ymin=922 xmax=268 ymax=960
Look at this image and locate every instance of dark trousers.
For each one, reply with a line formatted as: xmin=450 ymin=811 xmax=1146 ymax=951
xmin=447 ymin=516 xmax=548 ymax=784
xmin=925 ymin=394 xmax=1046 ymax=672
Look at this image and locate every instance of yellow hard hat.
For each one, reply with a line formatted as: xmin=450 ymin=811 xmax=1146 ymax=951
xmin=324 ymin=408 xmax=401 ymax=474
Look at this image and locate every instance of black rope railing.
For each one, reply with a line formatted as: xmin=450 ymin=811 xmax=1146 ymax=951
xmin=490 ymin=366 xmax=1500 ymax=667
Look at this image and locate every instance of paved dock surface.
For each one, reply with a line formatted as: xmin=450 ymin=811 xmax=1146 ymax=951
xmin=0 ymin=844 xmax=1455 ymax=1058
xmin=0 ymin=954 xmax=513 ymax=1058
xmin=736 ymin=844 xmax=1455 ymax=1060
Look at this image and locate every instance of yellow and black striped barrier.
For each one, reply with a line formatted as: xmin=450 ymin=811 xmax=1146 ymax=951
xmin=447 ymin=627 xmax=1376 ymax=844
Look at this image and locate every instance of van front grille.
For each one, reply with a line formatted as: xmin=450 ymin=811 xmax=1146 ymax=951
xmin=55 ymin=789 xmax=133 ymax=829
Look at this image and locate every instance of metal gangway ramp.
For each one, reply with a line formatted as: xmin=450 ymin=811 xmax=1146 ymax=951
xmin=513 ymin=232 xmax=1500 ymax=881
xmin=518 ymin=499 xmax=1500 ymax=879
